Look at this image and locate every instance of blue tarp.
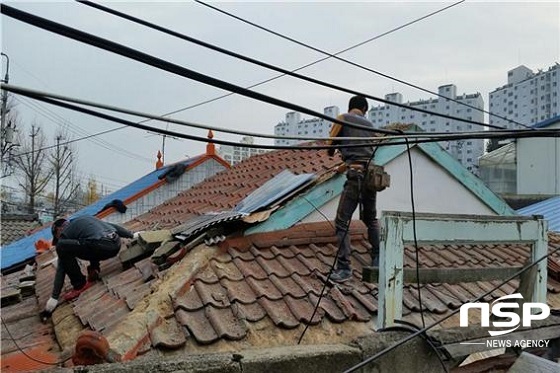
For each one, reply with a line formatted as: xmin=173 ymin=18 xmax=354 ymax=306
xmin=1 ymin=156 xmax=201 ymax=270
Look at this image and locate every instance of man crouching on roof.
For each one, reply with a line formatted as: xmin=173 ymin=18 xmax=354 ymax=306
xmin=41 ymin=216 xmax=138 ymax=317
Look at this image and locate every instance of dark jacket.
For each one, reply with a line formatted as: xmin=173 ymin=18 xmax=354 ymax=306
xmin=59 ymin=216 xmax=133 ymax=242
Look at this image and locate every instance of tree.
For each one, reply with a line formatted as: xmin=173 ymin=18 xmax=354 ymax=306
xmin=49 ymin=131 xmax=80 ymax=218
xmin=12 ymin=124 xmax=53 ymax=214
xmin=1 ymin=95 xmax=21 ymax=178
xmin=84 ymin=176 xmax=100 ymax=205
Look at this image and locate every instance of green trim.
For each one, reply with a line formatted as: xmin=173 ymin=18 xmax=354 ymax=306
xmin=248 ymin=139 xmax=514 ymax=235
xmin=245 ymin=175 xmax=345 ymax=235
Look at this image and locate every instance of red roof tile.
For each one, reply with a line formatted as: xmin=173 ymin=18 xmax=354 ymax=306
xmin=126 ymin=148 xmax=342 ymax=231
xmin=11 ymin=142 xmax=560 ymax=366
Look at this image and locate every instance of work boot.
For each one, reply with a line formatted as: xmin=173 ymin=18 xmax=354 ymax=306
xmin=331 ymin=269 xmax=352 ymax=283
xmin=63 ymin=281 xmax=94 ymax=301
xmin=87 ymin=265 xmax=101 ymax=282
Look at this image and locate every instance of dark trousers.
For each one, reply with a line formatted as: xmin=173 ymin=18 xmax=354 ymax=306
xmin=335 ymin=169 xmax=380 ymax=271
xmin=55 ymin=237 xmax=121 ymax=291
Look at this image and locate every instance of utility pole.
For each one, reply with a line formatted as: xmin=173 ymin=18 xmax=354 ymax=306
xmin=54 ymin=135 xmax=62 ymax=217
xmin=1 ymin=52 xmax=18 ymax=178
xmin=1 ymin=52 xmax=9 ymax=131
xmin=28 ymin=125 xmax=38 ymax=214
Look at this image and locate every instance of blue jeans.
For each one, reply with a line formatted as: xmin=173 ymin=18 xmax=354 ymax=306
xmin=335 ymin=168 xmax=380 ymax=270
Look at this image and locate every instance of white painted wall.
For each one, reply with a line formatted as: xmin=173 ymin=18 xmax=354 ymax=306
xmin=517 ymin=121 xmax=560 ymax=195
xmin=301 ymin=148 xmax=496 ymax=224
xmin=104 ymin=159 xmax=227 ymax=224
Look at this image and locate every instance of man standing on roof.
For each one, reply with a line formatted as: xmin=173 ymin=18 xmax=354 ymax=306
xmin=42 ymin=216 xmax=136 ymax=315
xmin=327 ymin=95 xmax=381 ymax=283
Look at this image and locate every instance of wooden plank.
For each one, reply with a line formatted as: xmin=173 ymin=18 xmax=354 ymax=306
xmin=442 ymin=325 xmax=560 ymax=358
xmin=363 ymin=266 xmax=523 ymax=284
xmin=508 ymin=352 xmax=560 ymax=373
xmin=377 ymin=216 xmax=404 ymax=329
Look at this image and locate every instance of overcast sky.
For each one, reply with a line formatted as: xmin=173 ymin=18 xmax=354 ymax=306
xmin=2 ymin=1 xmax=559 ymax=193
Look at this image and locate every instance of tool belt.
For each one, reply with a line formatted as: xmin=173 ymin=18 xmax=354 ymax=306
xmin=345 ymin=162 xmax=390 ymax=192
xmin=366 ymin=164 xmax=390 ymax=192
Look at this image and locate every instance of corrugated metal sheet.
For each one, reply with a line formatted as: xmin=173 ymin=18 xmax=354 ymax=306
xmin=0 ymin=157 xmax=201 ymax=270
xmin=234 ymin=170 xmax=315 ymax=213
xmin=532 ymin=115 xmax=560 ymax=129
xmin=517 ymin=195 xmax=560 ymax=232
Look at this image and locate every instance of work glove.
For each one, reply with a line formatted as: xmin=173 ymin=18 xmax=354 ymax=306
xmin=45 ymin=297 xmax=58 ymax=312
xmin=132 ymin=231 xmax=144 ymax=239
xmin=40 ymin=297 xmax=58 ymax=322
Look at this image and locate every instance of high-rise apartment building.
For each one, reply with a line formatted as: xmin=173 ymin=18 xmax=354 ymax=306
xmin=489 ymin=64 xmax=559 ymax=129
xmin=274 ymin=106 xmax=340 ymax=146
xmin=218 ymin=136 xmax=268 ymax=166
xmin=368 ymin=85 xmax=485 ymax=174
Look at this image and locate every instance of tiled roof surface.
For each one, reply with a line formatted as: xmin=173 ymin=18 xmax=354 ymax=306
xmin=0 ymin=155 xmax=212 ymax=270
xmin=18 ymin=222 xmax=560 ymax=364
xmin=0 ymin=215 xmax=41 ymax=246
xmin=173 ymin=223 xmax=560 ymax=345
xmin=1 ymin=268 xmax=62 ymax=372
xmin=127 ymin=148 xmax=341 ymax=231
xmin=4 ymin=143 xmax=560 ymax=368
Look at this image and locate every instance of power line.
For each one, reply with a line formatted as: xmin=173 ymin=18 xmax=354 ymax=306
xmin=0 ymin=4 xmax=397 ymax=136
xmin=7 ymin=85 xmax=559 ymax=153
xmin=6 ymin=84 xmax=559 ymax=148
xmin=194 ymin=0 xmax=532 ymax=130
xmin=14 ymin=95 xmax=153 ymax=163
xmin=5 ymin=4 xmax=503 ymax=137
xmin=76 ymin=0 xmax=505 ymax=131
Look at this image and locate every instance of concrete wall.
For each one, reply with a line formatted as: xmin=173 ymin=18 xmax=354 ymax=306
xmin=517 ymin=121 xmax=560 ymax=195
xmin=63 ymin=331 xmax=445 ymax=373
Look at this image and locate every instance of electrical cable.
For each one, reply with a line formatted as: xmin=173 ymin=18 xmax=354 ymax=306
xmin=5 ymin=86 xmax=560 ymax=155
xmin=194 ymin=0 xmax=531 ymax=130
xmin=379 ymin=322 xmax=449 ymax=373
xmin=75 ymin=0 xmax=505 ymax=131
xmin=5 ymin=83 xmax=395 ymax=143
xmin=13 ymin=96 xmax=153 ymax=163
xmin=4 ymin=83 xmax=520 ymax=144
xmin=1 ymin=316 xmax=71 ymax=366
xmin=4 ymin=84 xmax=559 ymax=148
xmin=296 ymin=183 xmax=356 ymax=345
xmin=77 ymin=1 xmax=469 ymax=121
xmin=402 ymin=135 xmax=425 ymax=329
xmin=342 ymin=243 xmax=560 ymax=373
xmin=0 ymin=4 xmax=400 ymax=137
